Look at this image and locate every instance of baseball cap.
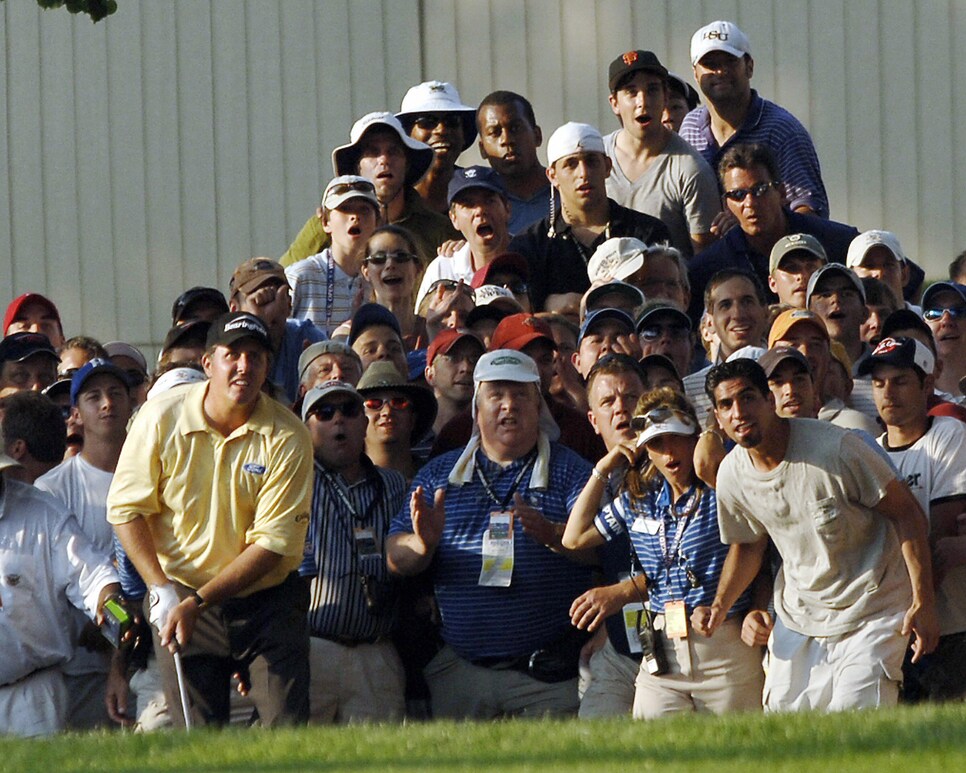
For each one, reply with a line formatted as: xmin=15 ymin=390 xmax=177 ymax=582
xmin=880 ymin=308 xmax=933 ymax=343
xmin=635 ymin=303 xmax=691 ymax=333
xmin=631 ymin=406 xmax=699 ymax=446
xmin=147 ymin=366 xmax=207 ymax=400
xmin=447 ymin=165 xmax=507 ymax=206
xmin=805 ymin=264 xmax=866 ymax=308
xmin=767 ymin=309 xmax=829 ymax=348
xmin=70 ymin=357 xmax=131 ymax=406
xmin=587 ymin=237 xmax=647 ymax=284
xmin=396 ymin=80 xmax=477 ymax=151
xmin=3 ymin=292 xmax=62 ymax=336
xmin=42 ymin=377 xmax=72 ymax=401
xmin=490 ymin=313 xmax=556 ymax=352
xmin=160 ymin=320 xmax=211 ymax=359
xmin=426 ymin=327 xmax=484 ymax=366
xmin=332 ymin=111 xmax=434 ymax=187
xmin=769 ymin=233 xmax=828 ymax=274
xmin=607 ymin=49 xmax=668 ymax=92
xmin=321 ymin=175 xmax=380 ymax=212
xmin=473 ymin=349 xmax=541 ymax=386
xmin=578 ymin=308 xmax=635 ymax=345
xmin=0 ymin=332 xmax=58 ymax=365
xmin=690 ymin=20 xmax=752 ymax=66
xmin=356 ymin=360 xmax=438 ymax=441
xmin=206 ymin=312 xmax=272 ymax=351
xmin=666 ymin=72 xmax=700 ymax=109
xmin=637 ymin=353 xmax=681 ymax=381
xmin=298 ymin=340 xmax=362 ymax=383
xmin=921 ymin=281 xmax=966 ymax=310
xmin=759 ymin=346 xmax=811 ymax=379
xmin=847 ymin=230 xmax=906 ymax=268
xmin=229 ymin=258 xmax=287 ymax=297
xmin=171 ymin=286 xmax=228 ymax=324
xmin=348 ymin=303 xmax=403 ymax=346
xmin=474 ymin=285 xmax=523 ymax=313
xmin=726 ymin=345 xmax=767 ymax=363
xmin=470 ymin=252 xmax=529 ymax=289
xmin=547 ymin=122 xmax=606 ymax=167
xmin=858 ymin=336 xmax=935 ymax=378
xmin=301 ymin=380 xmax=363 ymax=422
xmin=104 ymin=341 xmax=148 ymax=374
xmin=583 ymin=281 xmax=645 ymax=314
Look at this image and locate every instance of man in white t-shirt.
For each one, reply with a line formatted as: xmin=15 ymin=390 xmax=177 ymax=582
xmin=863 ymin=335 xmax=966 ymax=701
xmin=36 ymin=358 xmax=134 ymax=728
xmin=603 ymin=49 xmax=720 ymax=258
xmin=693 ymin=357 xmax=938 ymax=712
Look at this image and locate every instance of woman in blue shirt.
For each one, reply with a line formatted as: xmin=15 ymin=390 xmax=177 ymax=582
xmin=563 ymin=387 xmax=764 ymax=718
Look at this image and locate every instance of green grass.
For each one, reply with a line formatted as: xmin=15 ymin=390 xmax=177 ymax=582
xmin=2 ymin=704 xmax=965 ymax=772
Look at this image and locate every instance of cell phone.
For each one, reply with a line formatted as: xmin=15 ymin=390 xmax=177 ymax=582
xmin=100 ymin=598 xmax=132 ymax=649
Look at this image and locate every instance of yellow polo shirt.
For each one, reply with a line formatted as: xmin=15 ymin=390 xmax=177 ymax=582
xmin=107 ymin=382 xmax=313 ymax=595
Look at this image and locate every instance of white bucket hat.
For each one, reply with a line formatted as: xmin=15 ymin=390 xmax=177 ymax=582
xmin=331 ymin=112 xmax=434 ymax=187
xmin=396 ymin=80 xmax=477 ymax=151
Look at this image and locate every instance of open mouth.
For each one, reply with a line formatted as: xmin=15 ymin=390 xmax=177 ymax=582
xmin=476 ymin=224 xmax=494 ymax=238
xmin=347 ymin=225 xmax=362 ymax=236
xmin=333 ymin=431 xmax=347 ymax=443
xmin=383 ymin=275 xmax=403 ymax=286
xmin=634 ymin=114 xmax=652 ymax=127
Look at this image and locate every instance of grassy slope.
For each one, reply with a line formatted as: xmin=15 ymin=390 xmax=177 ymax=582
xmin=2 ymin=704 xmax=964 ymax=772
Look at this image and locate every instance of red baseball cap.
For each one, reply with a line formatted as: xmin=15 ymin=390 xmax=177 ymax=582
xmin=4 ymin=292 xmax=62 ymax=336
xmin=490 ymin=313 xmax=556 ymax=352
xmin=470 ymin=252 xmax=530 ymax=289
xmin=426 ymin=328 xmax=484 ymax=366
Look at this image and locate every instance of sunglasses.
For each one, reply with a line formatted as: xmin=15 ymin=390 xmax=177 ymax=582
xmin=923 ymin=305 xmax=966 ymax=322
xmin=363 ymin=396 xmax=413 ymax=411
xmin=629 ymin=407 xmax=698 ymax=433
xmin=428 ymin=279 xmax=476 ymax=301
xmin=327 ymin=181 xmax=376 ymax=197
xmin=365 ymin=251 xmax=419 ymax=266
xmin=722 ymin=181 xmax=780 ymax=203
xmin=413 ymin=114 xmax=464 ymax=130
xmin=309 ymin=401 xmax=363 ymax=421
xmin=500 ymin=282 xmax=529 ymax=296
xmin=637 ymin=323 xmax=690 ymax=342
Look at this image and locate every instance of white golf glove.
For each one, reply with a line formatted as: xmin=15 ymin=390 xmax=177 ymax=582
xmin=148 ymin=583 xmax=180 ymax=635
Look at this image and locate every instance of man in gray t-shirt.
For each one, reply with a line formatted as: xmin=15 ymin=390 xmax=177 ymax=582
xmin=692 ymin=358 xmax=938 ymax=712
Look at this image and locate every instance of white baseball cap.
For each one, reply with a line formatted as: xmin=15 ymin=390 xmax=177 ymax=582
xmin=547 ymin=122 xmax=606 ymax=167
xmin=587 ymin=237 xmax=647 ymax=284
xmin=321 ymin=175 xmax=380 ymax=212
xmin=846 ymin=230 xmax=906 ymax=268
xmin=691 ymin=20 xmax=752 ymax=66
xmin=473 ymin=349 xmax=540 ymax=386
xmin=474 ymin=285 xmax=523 ymax=312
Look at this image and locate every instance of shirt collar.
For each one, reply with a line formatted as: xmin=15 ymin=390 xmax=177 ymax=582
xmin=179 ymin=381 xmax=275 ymax=439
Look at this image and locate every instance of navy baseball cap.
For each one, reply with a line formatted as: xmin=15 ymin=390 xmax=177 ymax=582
xmin=578 ymin=308 xmax=635 ymax=345
xmin=858 ymin=336 xmax=935 ymax=378
xmin=922 ymin=281 xmax=966 ymax=310
xmin=171 ymin=286 xmax=229 ymax=324
xmin=348 ymin=303 xmax=403 ymax=346
xmin=0 ymin=332 xmax=58 ymax=365
xmin=447 ymin=165 xmax=507 ymax=206
xmin=70 ymin=358 xmax=131 ymax=406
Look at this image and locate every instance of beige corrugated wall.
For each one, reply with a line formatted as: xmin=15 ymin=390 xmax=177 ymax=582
xmin=1 ymin=0 xmax=963 ymax=353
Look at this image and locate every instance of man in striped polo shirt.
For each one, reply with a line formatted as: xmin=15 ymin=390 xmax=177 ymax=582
xmin=299 ymin=380 xmax=409 ymax=724
xmin=387 ymin=349 xmax=594 ymax=718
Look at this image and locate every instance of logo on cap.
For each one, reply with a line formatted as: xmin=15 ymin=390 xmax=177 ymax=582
xmin=492 ymin=355 xmax=522 ymax=367
xmin=873 ymin=337 xmax=902 ymax=356
xmin=224 ymin=318 xmax=265 ymax=334
xmin=429 ymin=82 xmax=445 ymax=92
xmin=622 ymin=51 xmax=638 ymax=65
xmin=705 ymin=30 xmax=729 ymax=41
xmin=465 ymin=168 xmax=477 ymax=177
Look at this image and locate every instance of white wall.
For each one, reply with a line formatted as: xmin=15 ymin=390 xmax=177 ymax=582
xmin=1 ymin=0 xmax=962 ymax=352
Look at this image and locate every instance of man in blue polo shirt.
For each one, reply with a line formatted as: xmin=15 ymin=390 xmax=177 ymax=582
xmin=680 ymin=20 xmax=828 ymax=218
xmin=387 ymin=349 xmax=594 ymax=718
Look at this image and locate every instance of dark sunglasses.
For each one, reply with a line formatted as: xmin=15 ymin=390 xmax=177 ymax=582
xmin=328 ymin=180 xmax=376 ymax=197
xmin=365 ymin=251 xmax=419 ymax=266
xmin=363 ymin=396 xmax=413 ymax=411
xmin=309 ymin=401 xmax=363 ymax=421
xmin=413 ymin=114 xmax=464 ymax=130
xmin=428 ymin=279 xmax=476 ymax=301
xmin=630 ymin=407 xmax=697 ymax=433
xmin=722 ymin=181 xmax=780 ymax=203
xmin=923 ymin=305 xmax=966 ymax=322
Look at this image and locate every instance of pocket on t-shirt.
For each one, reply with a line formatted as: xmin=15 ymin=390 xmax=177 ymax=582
xmin=811 ymin=497 xmax=845 ymax=542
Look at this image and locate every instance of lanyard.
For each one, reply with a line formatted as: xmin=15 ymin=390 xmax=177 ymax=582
xmin=475 ymin=451 xmax=536 ymax=509
xmin=656 ymin=486 xmax=701 ymax=571
xmin=325 ymin=252 xmax=336 ymax=330
xmin=568 ymin=222 xmax=611 ymax=266
xmin=319 ymin=466 xmax=382 ymax=526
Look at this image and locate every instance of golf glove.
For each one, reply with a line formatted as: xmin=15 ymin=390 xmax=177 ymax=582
xmin=148 ymin=583 xmax=180 ymax=635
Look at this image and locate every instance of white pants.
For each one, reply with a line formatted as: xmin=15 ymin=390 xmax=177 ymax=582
xmin=0 ymin=668 xmax=67 ymax=737
xmin=765 ymin=612 xmax=906 ymax=712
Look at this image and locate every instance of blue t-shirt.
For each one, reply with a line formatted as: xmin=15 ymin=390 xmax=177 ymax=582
xmin=272 ymin=317 xmax=326 ymax=403
xmin=389 ymin=443 xmax=593 ymax=661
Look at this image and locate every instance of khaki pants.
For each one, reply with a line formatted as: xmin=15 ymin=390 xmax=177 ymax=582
xmin=633 ymin=616 xmax=764 ymax=719
xmin=0 ymin=668 xmax=67 ymax=737
xmin=308 ymin=637 xmax=405 ymax=724
xmin=424 ymin=645 xmax=579 ymax=719
xmin=578 ymin=638 xmax=638 ymax=718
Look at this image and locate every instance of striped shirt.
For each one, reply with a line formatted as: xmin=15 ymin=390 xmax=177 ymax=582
xmin=680 ymin=90 xmax=828 ymax=218
xmin=286 ymin=248 xmax=370 ymax=336
xmin=389 ymin=444 xmax=594 ymax=661
xmin=595 ymin=480 xmax=751 ymax=618
xmin=299 ymin=458 xmax=407 ymax=641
